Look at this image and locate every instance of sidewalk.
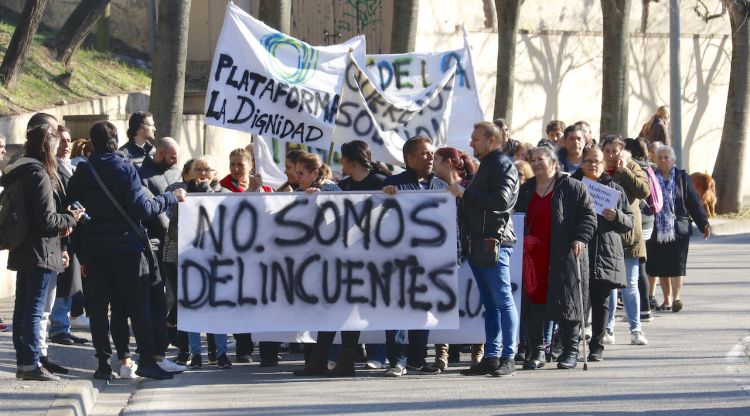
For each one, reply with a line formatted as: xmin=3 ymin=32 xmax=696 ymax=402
xmin=0 ymin=296 xmax=103 ymax=416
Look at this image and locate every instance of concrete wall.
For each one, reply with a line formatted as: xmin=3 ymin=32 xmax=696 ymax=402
xmin=415 ymin=0 xmax=743 ymax=193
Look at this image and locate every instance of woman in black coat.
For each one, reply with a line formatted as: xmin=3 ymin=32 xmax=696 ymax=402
xmin=571 ymin=147 xmax=633 ymax=362
xmin=515 ymin=146 xmax=597 ymax=370
xmin=1 ymin=124 xmax=84 ymax=381
xmin=647 ymin=145 xmax=710 ymax=313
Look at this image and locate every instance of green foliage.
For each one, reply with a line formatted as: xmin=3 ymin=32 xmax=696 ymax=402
xmin=0 ymin=17 xmax=150 ymax=115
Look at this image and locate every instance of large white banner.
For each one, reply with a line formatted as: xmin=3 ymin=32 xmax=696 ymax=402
xmin=362 ymin=36 xmax=484 ymax=155
xmin=177 ymin=191 xmax=459 ymax=334
xmin=204 ymin=3 xmax=365 ymax=149
xmin=332 ymin=56 xmax=456 ymax=166
xmin=253 ymin=214 xmax=524 ymax=344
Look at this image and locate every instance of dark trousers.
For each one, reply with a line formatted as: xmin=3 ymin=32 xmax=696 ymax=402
xmin=109 ymin=298 xmax=131 ymax=360
xmin=234 ymin=333 xmax=253 ymax=356
xmin=86 ymin=252 xmax=155 ymax=365
xmin=589 ymin=280 xmax=613 ymax=355
xmin=13 ymin=267 xmax=56 ymax=370
xmin=521 ymin=296 xmax=546 ymax=359
xmin=260 ymin=342 xmax=280 ymax=365
xmin=386 ymin=329 xmax=429 ymax=368
xmin=150 ymin=280 xmax=168 ymax=356
xmin=638 ymin=261 xmax=650 ymax=312
xmin=317 ymin=331 xmax=360 ymax=348
xmin=71 ymin=291 xmax=86 ymax=317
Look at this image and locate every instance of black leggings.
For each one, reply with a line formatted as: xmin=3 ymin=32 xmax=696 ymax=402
xmin=638 ymin=261 xmax=650 ymax=312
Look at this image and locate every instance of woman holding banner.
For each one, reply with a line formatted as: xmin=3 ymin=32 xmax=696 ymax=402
xmin=515 ymin=146 xmax=596 ymax=370
xmin=220 ymin=148 xmax=273 ymax=193
xmin=294 ymin=153 xmax=341 ymax=193
xmin=432 ymin=146 xmax=484 ymax=370
xmin=571 ymin=147 xmax=633 ymax=362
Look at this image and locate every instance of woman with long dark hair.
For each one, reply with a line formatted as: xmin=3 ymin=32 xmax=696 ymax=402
xmin=1 ymin=124 xmax=84 ymax=380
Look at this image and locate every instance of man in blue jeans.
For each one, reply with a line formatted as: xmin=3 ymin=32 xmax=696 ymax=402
xmin=450 ymin=121 xmax=520 ymax=377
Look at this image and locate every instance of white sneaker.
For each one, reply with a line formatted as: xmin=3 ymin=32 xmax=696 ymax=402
xmin=384 ymin=365 xmax=406 ymax=377
xmin=120 ymin=362 xmax=139 ymax=379
xmin=631 ymin=330 xmax=648 ymax=345
xmin=70 ymin=315 xmax=90 ymax=330
xmin=603 ymin=331 xmax=616 ymax=345
xmin=158 ymin=358 xmax=187 ymax=373
xmin=366 ymin=360 xmax=384 ymax=369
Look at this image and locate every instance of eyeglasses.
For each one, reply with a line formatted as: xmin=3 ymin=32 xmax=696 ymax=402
xmin=582 ymin=159 xmax=603 ymax=165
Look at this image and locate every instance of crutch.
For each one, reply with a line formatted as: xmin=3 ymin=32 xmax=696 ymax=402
xmin=575 ymin=253 xmax=588 ymax=371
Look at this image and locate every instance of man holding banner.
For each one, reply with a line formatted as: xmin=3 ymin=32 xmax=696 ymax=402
xmin=450 ymin=122 xmax=520 ymax=378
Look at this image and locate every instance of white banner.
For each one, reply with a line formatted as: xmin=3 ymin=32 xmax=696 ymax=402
xmin=204 ymin=3 xmax=365 ymax=149
xmin=177 ymin=191 xmax=459 ymax=334
xmin=362 ymin=35 xmax=484 ymax=155
xmin=254 ymin=214 xmax=524 ymax=344
xmin=332 ymin=56 xmax=456 ymax=166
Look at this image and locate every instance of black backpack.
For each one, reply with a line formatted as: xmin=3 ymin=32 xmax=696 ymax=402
xmin=0 ymin=180 xmax=28 ymax=250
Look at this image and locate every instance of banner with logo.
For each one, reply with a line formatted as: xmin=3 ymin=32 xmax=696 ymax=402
xmin=204 ymin=3 xmax=365 ymax=149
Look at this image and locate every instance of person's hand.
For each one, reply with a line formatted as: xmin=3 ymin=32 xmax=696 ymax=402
xmin=601 ymin=208 xmax=617 ymax=221
xmin=59 ymin=227 xmax=73 ymax=238
xmin=571 ymin=240 xmax=585 ymax=257
xmin=703 ymin=225 xmax=711 ymax=240
xmin=304 ymin=187 xmax=320 ymax=194
xmin=616 ymin=158 xmax=626 ymax=172
xmin=173 ymin=188 xmax=187 ymax=202
xmin=80 ymin=264 xmax=88 ymax=278
xmin=62 ymin=251 xmax=69 ymax=269
xmin=382 ymin=185 xmax=398 ymax=195
xmin=248 ymin=174 xmax=263 ymax=191
xmin=69 ymin=208 xmax=86 ymax=222
xmin=449 ymin=182 xmax=465 ymax=198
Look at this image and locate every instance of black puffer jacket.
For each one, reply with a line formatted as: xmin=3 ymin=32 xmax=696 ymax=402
xmin=1 ymin=158 xmax=76 ymax=273
xmin=461 ymin=149 xmax=519 ymax=246
xmin=516 ymin=174 xmax=597 ymax=322
xmin=572 ymin=170 xmax=634 ymax=289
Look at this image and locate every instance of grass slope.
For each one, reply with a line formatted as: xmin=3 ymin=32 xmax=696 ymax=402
xmin=0 ymin=18 xmax=150 ymax=116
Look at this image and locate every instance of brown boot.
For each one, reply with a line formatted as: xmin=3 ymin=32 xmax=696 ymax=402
xmin=471 ymin=344 xmax=484 ymax=366
xmin=293 ymin=343 xmax=329 ymax=376
xmin=434 ymin=344 xmax=448 ymax=370
xmin=327 ymin=346 xmax=356 ymax=377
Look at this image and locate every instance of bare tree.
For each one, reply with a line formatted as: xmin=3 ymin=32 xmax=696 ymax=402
xmin=483 ymin=0 xmax=497 ymax=29
xmin=493 ymin=0 xmax=525 ymax=124
xmin=640 ymin=0 xmax=661 ymax=33
xmin=259 ymin=0 xmax=291 ymax=33
xmin=0 ymin=0 xmax=48 ymax=89
xmin=149 ymin=0 xmax=191 ymax=139
xmin=713 ymin=0 xmax=750 ymax=213
xmin=600 ymin=0 xmax=632 ymax=137
xmin=48 ymin=0 xmax=112 ymax=66
xmin=391 ymin=0 xmax=419 ymax=53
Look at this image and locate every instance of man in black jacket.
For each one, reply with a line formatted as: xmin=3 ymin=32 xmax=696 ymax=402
xmin=119 ymin=112 xmax=156 ymax=169
xmin=450 ymin=121 xmax=520 ymax=377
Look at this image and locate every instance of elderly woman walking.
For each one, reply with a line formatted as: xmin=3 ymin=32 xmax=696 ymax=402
xmin=515 ymin=146 xmax=597 ymax=370
xmin=646 ymin=146 xmax=710 ymax=312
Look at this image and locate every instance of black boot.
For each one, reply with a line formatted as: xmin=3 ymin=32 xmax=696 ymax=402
xmin=327 ymin=346 xmax=356 ymax=377
xmin=523 ymin=345 xmax=546 ymax=370
xmin=293 ymin=343 xmax=329 ymax=376
xmin=41 ymin=356 xmax=69 ymax=374
xmin=557 ymin=321 xmax=580 ymax=369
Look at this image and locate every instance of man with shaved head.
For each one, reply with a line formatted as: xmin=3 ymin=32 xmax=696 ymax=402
xmin=139 ymin=137 xmax=181 ymax=196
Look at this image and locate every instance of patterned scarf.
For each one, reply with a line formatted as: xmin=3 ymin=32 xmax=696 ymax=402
xmin=655 ymin=166 xmax=676 ymax=243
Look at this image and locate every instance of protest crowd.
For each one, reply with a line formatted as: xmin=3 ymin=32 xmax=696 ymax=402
xmin=0 ymin=104 xmax=711 ymax=381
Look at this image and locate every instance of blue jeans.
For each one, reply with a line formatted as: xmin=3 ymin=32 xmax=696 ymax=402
xmin=366 ymin=344 xmax=386 ymax=364
xmin=188 ymin=332 xmax=228 ymax=357
xmin=606 ymin=258 xmax=641 ymax=332
xmin=385 ymin=330 xmax=428 ymax=368
xmin=49 ymin=295 xmax=72 ymax=338
xmin=13 ymin=268 xmax=56 ymax=370
xmin=469 ymin=247 xmax=518 ymax=359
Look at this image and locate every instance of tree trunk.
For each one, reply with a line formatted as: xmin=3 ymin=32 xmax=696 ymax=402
xmin=493 ymin=0 xmax=524 ymax=124
xmin=390 ymin=0 xmax=419 ymax=53
xmin=0 ymin=0 xmax=48 ymax=89
xmin=258 ymin=0 xmax=291 ymax=33
xmin=51 ymin=0 xmax=112 ymax=66
xmin=640 ymin=0 xmax=650 ymax=33
xmin=483 ymin=0 xmax=497 ymax=29
xmin=149 ymin=0 xmax=191 ymax=140
xmin=600 ymin=0 xmax=632 ymax=137
xmin=713 ymin=0 xmax=750 ymax=214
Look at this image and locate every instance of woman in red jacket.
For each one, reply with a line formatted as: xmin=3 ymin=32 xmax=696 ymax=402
xmin=219 ymin=148 xmax=273 ymax=193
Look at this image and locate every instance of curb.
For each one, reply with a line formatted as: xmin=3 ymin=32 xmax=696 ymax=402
xmin=45 ymin=380 xmax=98 ymax=416
xmin=710 ymin=218 xmax=750 ymax=236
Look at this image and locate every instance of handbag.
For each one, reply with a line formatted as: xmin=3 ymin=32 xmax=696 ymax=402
xmin=468 ymin=212 xmax=501 ymax=267
xmin=87 ymin=163 xmax=163 ymax=285
xmin=645 ymin=165 xmax=663 ymax=214
xmin=675 ymin=216 xmax=692 ymax=237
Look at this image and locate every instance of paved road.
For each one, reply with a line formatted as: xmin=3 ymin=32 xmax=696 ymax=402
xmin=2 ymin=234 xmax=749 ymax=415
xmin=93 ymin=233 xmax=750 ymax=415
